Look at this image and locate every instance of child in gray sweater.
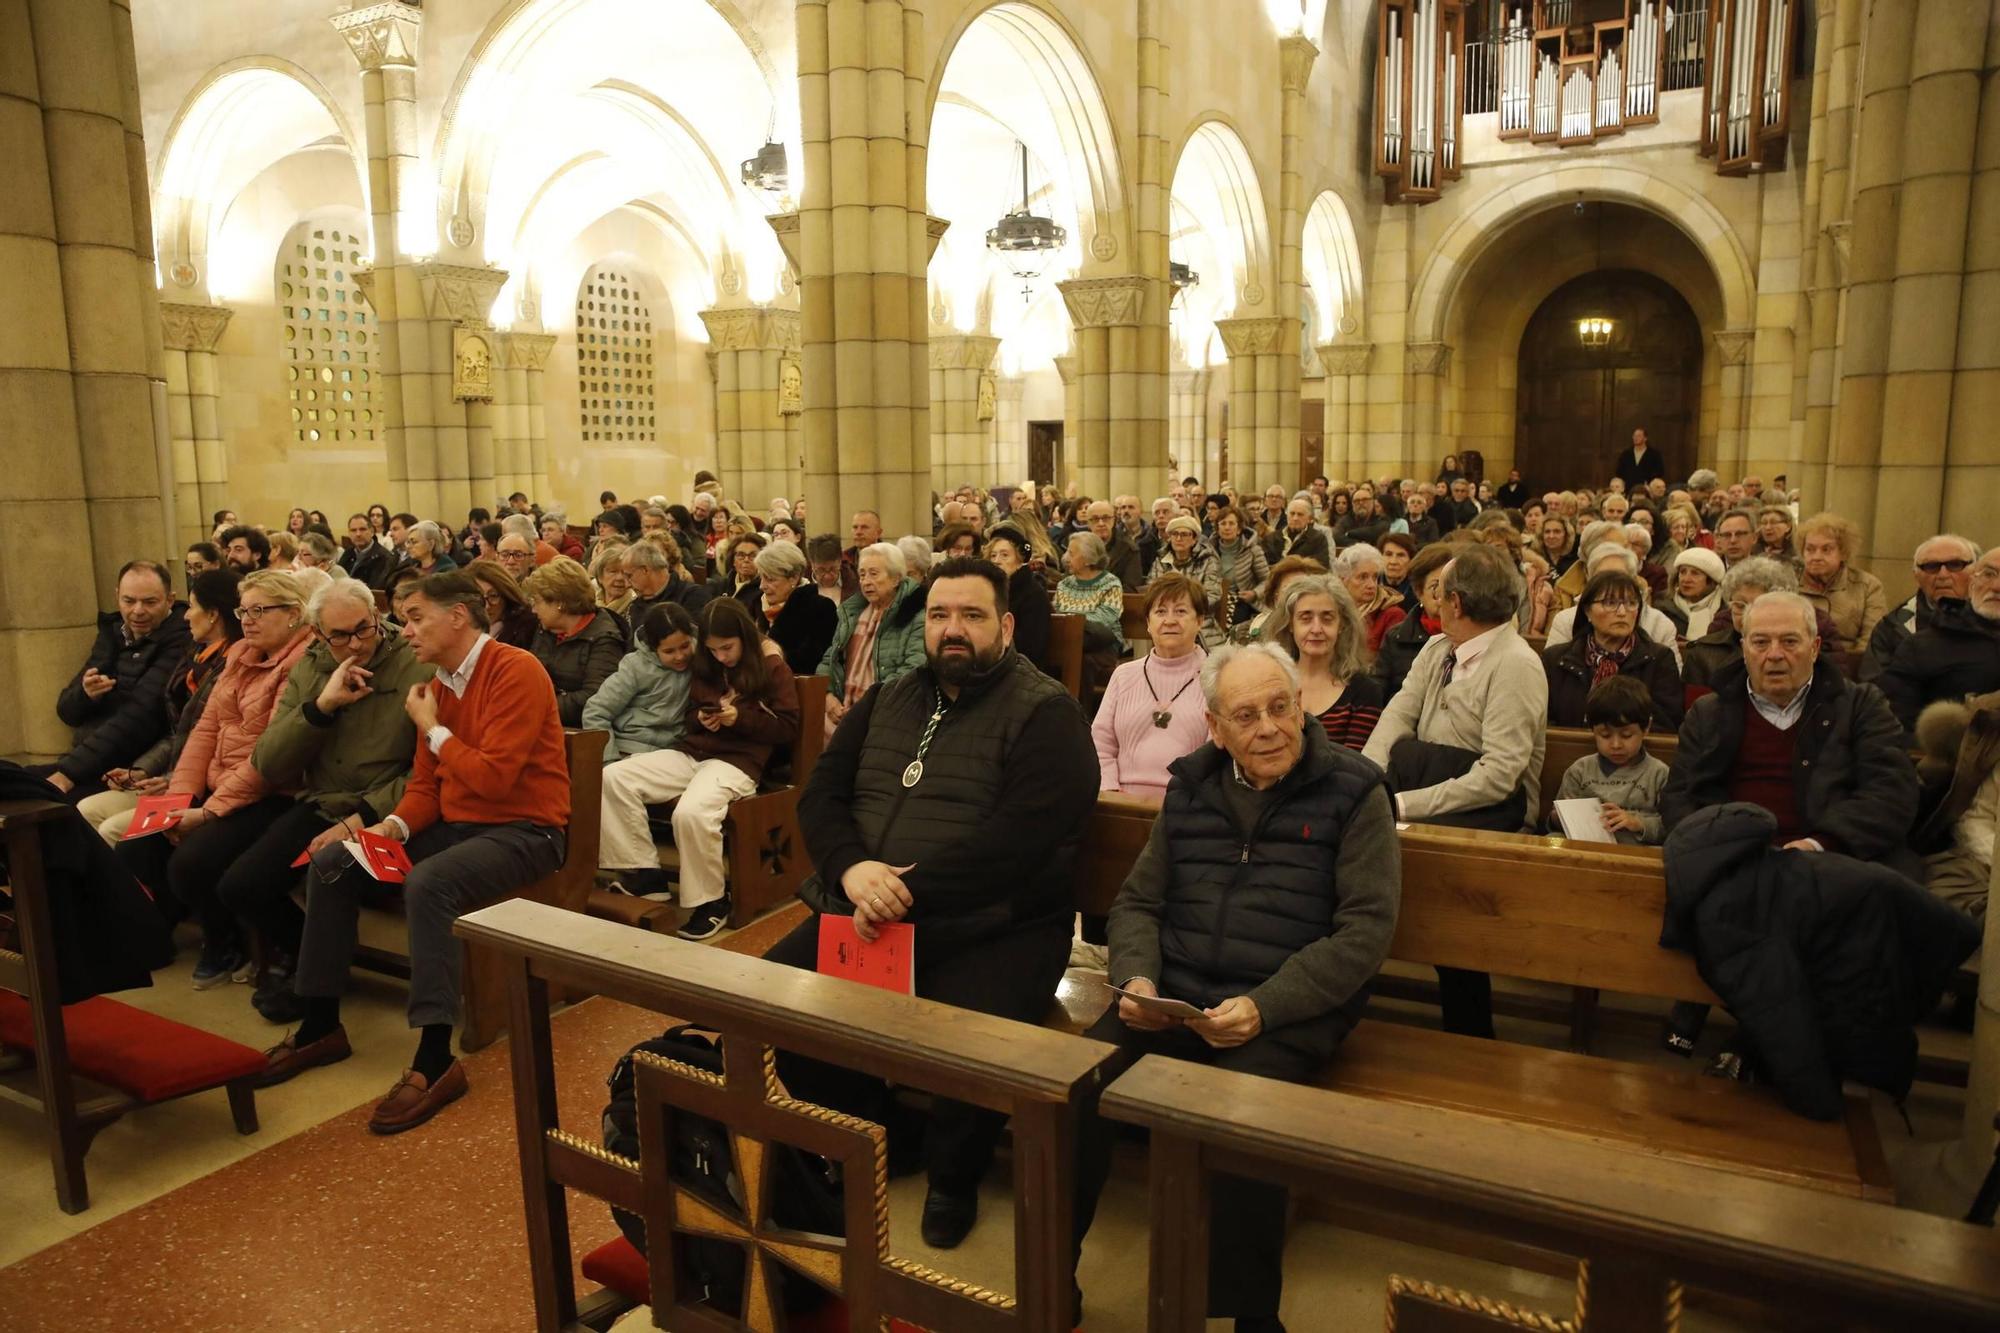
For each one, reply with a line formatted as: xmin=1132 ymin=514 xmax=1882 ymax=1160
xmin=1550 ymin=675 xmax=1670 ymax=845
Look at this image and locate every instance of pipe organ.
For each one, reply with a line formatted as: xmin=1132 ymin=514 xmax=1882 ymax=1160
xmin=1379 ymin=0 xmax=1795 ymax=202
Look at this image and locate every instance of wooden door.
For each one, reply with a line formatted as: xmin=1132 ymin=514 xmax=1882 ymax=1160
xmin=1028 ymin=421 xmax=1063 ymax=488
xmin=1515 ymin=269 xmax=1701 ymax=492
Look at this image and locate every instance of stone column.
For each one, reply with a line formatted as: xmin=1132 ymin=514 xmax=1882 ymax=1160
xmin=992 ymin=375 xmax=1026 ymax=483
xmin=1712 ymin=329 xmax=1756 ymax=481
xmin=161 ymin=303 xmax=234 ymax=546
xmin=796 ymin=0 xmax=935 ymax=539
xmin=331 ymin=1 xmax=424 ymax=511
xmin=409 ymin=263 xmax=508 ymax=519
xmin=1273 ymin=35 xmax=1317 ymax=489
xmin=0 ymin=0 xmax=172 ymax=761
xmin=1168 ymin=369 xmax=1208 ymax=489
xmin=1797 ymin=0 xmax=1861 ymax=510
xmin=495 ymin=334 xmax=532 ymax=498
xmin=1318 ymin=343 xmax=1372 ymax=485
xmin=700 ymin=306 xmax=803 ymax=508
xmin=927 ymin=333 xmax=1000 ymax=491
xmin=1129 ymin=0 xmax=1173 ymax=512
xmin=1060 ymin=276 xmax=1152 ymax=500
xmin=1053 ymin=353 xmax=1080 ymax=486
xmin=503 ymin=332 xmax=557 ymax=498
xmin=1216 ymin=318 xmax=1293 ymax=491
xmin=1939 ymin=4 xmax=1998 ymax=540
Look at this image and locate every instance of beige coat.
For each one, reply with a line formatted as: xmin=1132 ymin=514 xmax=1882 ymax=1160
xmin=1803 ymin=563 xmax=1887 ymax=651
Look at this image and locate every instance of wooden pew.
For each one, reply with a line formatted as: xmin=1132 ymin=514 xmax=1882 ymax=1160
xmin=1047 ymin=612 xmax=1084 ymax=699
xmin=1120 ymin=590 xmax=1149 ymax=645
xmin=719 ymin=673 xmax=828 ymax=925
xmin=1538 ymin=725 xmax=1679 ymax=828
xmin=0 ymin=799 xmax=265 ymax=1213
xmin=455 ymin=898 xmax=1113 ymax=1333
xmin=355 ymin=727 xmax=605 ymax=1051
xmin=1101 ymin=1055 xmax=2000 ymax=1332
xmin=1069 ymin=799 xmax=1892 ymax=1203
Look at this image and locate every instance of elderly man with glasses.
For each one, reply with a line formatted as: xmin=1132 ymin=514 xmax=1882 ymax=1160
xmin=1070 ymin=641 xmax=1399 ymax=1333
xmin=1861 ymin=534 xmax=1979 ymax=682
xmin=1879 ymin=544 xmax=2000 ymax=737
xmin=228 ymin=576 xmax=433 ymax=1019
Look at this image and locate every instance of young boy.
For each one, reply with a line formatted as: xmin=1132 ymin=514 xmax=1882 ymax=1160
xmin=1551 ymin=675 xmax=1670 ymax=845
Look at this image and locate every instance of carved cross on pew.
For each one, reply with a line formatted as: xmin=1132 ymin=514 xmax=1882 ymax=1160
xmin=1386 ymin=1262 xmax=1684 ymax=1332
xmin=758 ymin=825 xmax=793 ymax=879
xmin=631 ymin=1043 xmax=1018 ymax=1332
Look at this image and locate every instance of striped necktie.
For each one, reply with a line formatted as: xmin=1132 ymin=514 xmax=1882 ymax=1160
xmin=1440 ymin=647 xmax=1460 ymax=688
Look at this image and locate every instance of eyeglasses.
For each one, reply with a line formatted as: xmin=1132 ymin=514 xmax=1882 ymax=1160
xmin=321 ymin=620 xmax=379 ymax=648
xmin=1972 ymin=565 xmax=2000 ymax=585
xmin=1221 ymin=697 xmax=1298 ymax=730
xmin=1592 ymin=598 xmax=1640 ymax=610
xmin=1916 ymin=559 xmax=1972 ymax=574
xmin=235 ymin=602 xmax=298 ymax=622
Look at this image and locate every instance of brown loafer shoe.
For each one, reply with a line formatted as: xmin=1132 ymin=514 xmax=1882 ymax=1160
xmin=254 ymin=1025 xmax=351 ymax=1088
xmin=367 ymin=1061 xmax=468 ymax=1135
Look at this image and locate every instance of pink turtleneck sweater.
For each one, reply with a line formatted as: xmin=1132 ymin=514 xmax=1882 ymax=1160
xmin=1091 ymin=646 xmax=1209 ymax=801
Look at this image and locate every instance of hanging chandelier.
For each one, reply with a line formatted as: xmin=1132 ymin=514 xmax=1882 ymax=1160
xmin=986 ymin=142 xmax=1066 ymax=301
xmin=1576 ymin=316 xmax=1614 ymax=349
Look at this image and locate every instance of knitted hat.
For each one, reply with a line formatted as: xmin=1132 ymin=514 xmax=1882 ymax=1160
xmin=1165 ymin=515 xmax=1203 ymax=537
xmin=1673 ymin=546 xmax=1725 ymax=584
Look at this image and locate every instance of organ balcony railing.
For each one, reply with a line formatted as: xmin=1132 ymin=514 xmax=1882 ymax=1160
xmin=1382 ymin=0 xmax=1793 ymax=205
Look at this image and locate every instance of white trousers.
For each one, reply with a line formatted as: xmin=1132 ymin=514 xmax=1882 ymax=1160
xmin=599 ymin=750 xmax=757 ymax=908
xmin=77 ymin=789 xmax=139 ymax=846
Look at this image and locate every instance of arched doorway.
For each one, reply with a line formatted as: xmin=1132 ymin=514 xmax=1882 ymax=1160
xmin=1516 ymin=270 xmax=1701 ymax=489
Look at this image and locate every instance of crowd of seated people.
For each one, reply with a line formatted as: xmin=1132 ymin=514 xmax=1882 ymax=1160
xmin=26 ymin=456 xmax=1996 ymax=1201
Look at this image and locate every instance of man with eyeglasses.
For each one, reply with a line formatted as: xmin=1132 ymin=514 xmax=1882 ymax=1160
xmin=1861 ymin=534 xmax=1979 ymax=682
xmin=231 ymin=576 xmax=432 ymax=1021
xmin=1879 ymin=544 xmax=2000 ymax=737
xmin=47 ymin=560 xmax=190 ymax=799
xmin=1070 ymin=641 xmax=1398 ymax=1333
xmin=1663 ymin=590 xmax=1918 ymax=871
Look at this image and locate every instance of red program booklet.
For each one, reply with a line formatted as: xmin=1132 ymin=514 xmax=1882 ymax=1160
xmin=346 ymin=829 xmax=414 ymax=883
xmin=816 ymin=915 xmax=915 ymax=996
xmin=122 ymin=792 xmax=193 ymax=840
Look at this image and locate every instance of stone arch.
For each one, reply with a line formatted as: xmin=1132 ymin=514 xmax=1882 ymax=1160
xmin=1409 ymin=160 xmax=1757 ymax=344
xmin=1302 ymin=189 xmax=1365 ymax=341
xmin=152 ymin=58 xmax=366 ymax=300
xmin=432 ymin=0 xmax=777 ymax=267
xmin=926 ymin=1 xmax=1130 ymax=273
xmin=1168 ymin=118 xmax=1276 ymax=318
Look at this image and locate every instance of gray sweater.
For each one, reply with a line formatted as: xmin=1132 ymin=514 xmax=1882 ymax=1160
xmin=1108 ymin=783 xmax=1400 ymax=1032
xmin=1551 ymin=750 xmax=1670 ymax=844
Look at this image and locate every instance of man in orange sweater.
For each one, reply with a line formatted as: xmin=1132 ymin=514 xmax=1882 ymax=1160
xmin=259 ymin=572 xmax=570 ymax=1134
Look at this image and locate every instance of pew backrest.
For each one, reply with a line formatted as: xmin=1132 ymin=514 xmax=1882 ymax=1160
xmin=1538 ymin=726 xmax=1679 ymax=826
xmin=1048 ymin=613 xmax=1084 ymax=698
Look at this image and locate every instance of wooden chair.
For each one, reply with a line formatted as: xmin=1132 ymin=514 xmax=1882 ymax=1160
xmin=0 ymin=799 xmax=264 ymax=1213
xmin=1103 ymin=1056 xmax=2000 ymax=1332
xmin=455 ymin=899 xmax=1112 ymax=1333
xmin=355 ymin=728 xmax=605 ymax=1051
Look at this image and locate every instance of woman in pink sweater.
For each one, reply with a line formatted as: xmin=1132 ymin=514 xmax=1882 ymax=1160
xmin=117 ymin=568 xmax=313 ymax=987
xmin=1091 ymin=575 xmax=1211 ymax=802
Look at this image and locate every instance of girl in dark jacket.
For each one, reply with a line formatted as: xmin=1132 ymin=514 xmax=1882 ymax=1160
xmin=1542 ymin=570 xmax=1683 ymax=731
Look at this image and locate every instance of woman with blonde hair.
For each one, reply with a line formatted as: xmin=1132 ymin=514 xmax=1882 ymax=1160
xmin=1797 ymin=511 xmax=1888 ymax=649
xmin=524 ymin=556 xmax=627 ymax=725
xmin=114 ymin=568 xmax=314 ymax=988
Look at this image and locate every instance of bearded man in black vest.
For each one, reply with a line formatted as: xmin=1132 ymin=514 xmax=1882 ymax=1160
xmin=1070 ymin=642 xmax=1400 ymax=1333
xmin=771 ymin=556 xmax=1097 ymax=1249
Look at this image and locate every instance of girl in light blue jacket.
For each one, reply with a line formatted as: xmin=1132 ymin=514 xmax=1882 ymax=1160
xmin=582 ymin=602 xmax=698 ymax=761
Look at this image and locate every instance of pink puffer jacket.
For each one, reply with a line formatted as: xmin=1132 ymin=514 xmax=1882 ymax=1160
xmin=171 ymin=631 xmax=313 ymax=817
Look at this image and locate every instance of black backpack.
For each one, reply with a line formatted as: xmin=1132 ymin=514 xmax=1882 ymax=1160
xmin=601 ymin=1025 xmax=844 ymax=1314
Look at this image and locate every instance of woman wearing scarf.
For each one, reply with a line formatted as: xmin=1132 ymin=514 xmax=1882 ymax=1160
xmin=1333 ymin=542 xmax=1406 ymax=659
xmin=1374 ymin=543 xmax=1454 ymax=698
xmin=1664 ymin=547 xmax=1726 ymax=641
xmin=1542 ymin=569 xmax=1683 ymax=730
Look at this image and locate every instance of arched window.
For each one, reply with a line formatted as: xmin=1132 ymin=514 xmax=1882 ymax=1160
xmin=575 ymin=266 xmax=656 ymax=443
xmin=276 ymin=222 xmax=376 ymax=446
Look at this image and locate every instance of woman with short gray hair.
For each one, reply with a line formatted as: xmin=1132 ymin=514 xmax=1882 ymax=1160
xmin=1055 ymin=530 xmax=1126 ymax=651
xmin=403 ymin=520 xmax=457 ymax=576
xmin=1333 ymin=543 xmax=1407 ymax=659
xmin=1682 ymin=554 xmax=1811 ymax=689
xmin=752 ymin=533 xmax=837 ymax=676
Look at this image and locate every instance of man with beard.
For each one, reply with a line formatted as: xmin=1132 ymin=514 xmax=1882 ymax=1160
xmin=770 ymin=557 xmax=1097 ymax=1251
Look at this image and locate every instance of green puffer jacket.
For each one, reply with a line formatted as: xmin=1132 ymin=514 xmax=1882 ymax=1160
xmin=818 ymin=580 xmax=928 ymax=701
xmin=252 ymin=633 xmax=433 ymax=822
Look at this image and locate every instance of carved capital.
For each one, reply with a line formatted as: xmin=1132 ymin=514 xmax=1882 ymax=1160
xmin=1406 ymin=340 xmax=1453 ymax=375
xmin=925 ymin=215 xmax=952 ymax=263
xmin=160 ymin=302 xmax=234 ymax=353
xmin=1053 ymin=354 xmax=1079 ymax=386
xmin=330 ymin=2 xmax=422 ymax=71
xmin=500 ymin=331 xmax=556 ymax=372
xmin=1216 ymin=317 xmax=1290 ymax=358
xmin=1318 ymin=342 xmax=1373 ymax=376
xmin=928 ymin=334 xmax=1001 ymax=372
xmin=413 ymin=262 xmax=509 ymax=327
xmin=1279 ymin=34 xmax=1320 ymax=94
xmin=766 ymin=211 xmax=800 ymax=278
xmin=352 ymin=265 xmax=377 ymax=313
xmin=1059 ymin=275 xmax=1149 ymax=329
xmin=699 ymin=306 xmax=801 ymax=354
xmin=1712 ymin=329 xmax=1755 ymax=366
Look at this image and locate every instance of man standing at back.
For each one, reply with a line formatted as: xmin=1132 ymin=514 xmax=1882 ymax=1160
xmin=771 ymin=558 xmax=1097 ymax=1251
xmin=259 ymin=572 xmax=569 ymax=1135
xmin=1615 ymin=427 xmax=1666 ymax=492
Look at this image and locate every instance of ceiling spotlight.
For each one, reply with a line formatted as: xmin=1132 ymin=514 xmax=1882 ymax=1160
xmin=740 ymin=140 xmax=788 ymax=195
xmin=986 ymin=142 xmax=1066 ymax=301
xmin=1170 ymin=261 xmax=1199 ymax=292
